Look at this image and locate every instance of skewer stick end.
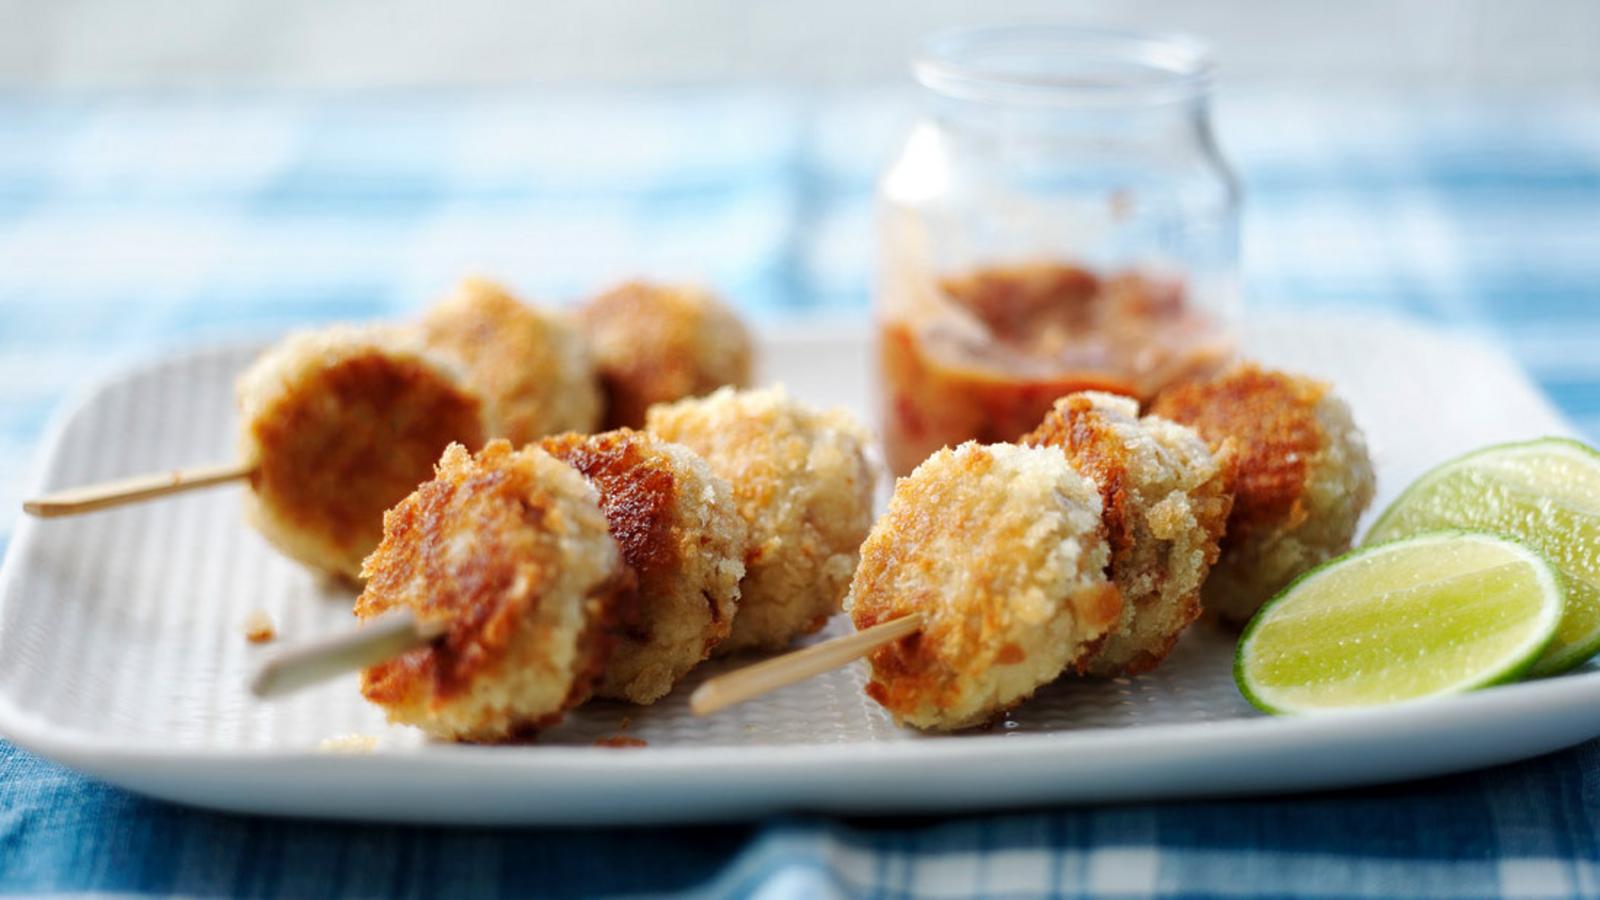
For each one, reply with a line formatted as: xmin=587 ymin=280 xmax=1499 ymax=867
xmin=250 ymin=611 xmax=443 ymax=701
xmin=21 ymin=461 xmax=255 ymax=518
xmin=688 ymin=682 xmax=722 ymax=717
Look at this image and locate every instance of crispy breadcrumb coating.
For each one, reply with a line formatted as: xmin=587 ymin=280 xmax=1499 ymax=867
xmin=356 ymin=441 xmax=629 ymax=742
xmin=1024 ymin=392 xmax=1235 ymax=675
xmin=421 ymin=277 xmax=602 ymax=444
xmin=1151 ymin=363 xmax=1376 ymax=624
xmin=541 ymin=430 xmax=747 ymax=703
xmin=241 ymin=609 xmax=277 ymax=644
xmin=646 ymin=386 xmax=876 ymax=653
xmin=847 ymin=443 xmax=1119 ymax=731
xmin=580 ymin=281 xmax=754 ymax=429
xmin=236 ymin=325 xmax=486 ymax=579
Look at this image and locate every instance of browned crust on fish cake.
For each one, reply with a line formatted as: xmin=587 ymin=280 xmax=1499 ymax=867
xmin=1023 ymin=393 xmax=1136 ymax=562
xmin=1150 ymin=363 xmax=1326 ymax=540
xmin=541 ymin=430 xmax=680 ymax=582
xmin=647 ymin=386 xmax=874 ymax=654
xmin=540 ymin=429 xmax=747 ymax=703
xmin=357 ymin=441 xmax=628 ymax=740
xmin=580 ymin=281 xmax=754 ymax=429
xmin=243 ymin=340 xmax=485 ymax=579
xmin=1025 ymin=392 xmax=1238 ymax=676
xmin=847 ymin=443 xmax=1116 ymax=730
xmin=421 ymin=278 xmax=601 ymax=444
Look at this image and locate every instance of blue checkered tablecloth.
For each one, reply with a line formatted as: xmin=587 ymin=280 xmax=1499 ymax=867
xmin=2 ymin=88 xmax=1599 ymax=897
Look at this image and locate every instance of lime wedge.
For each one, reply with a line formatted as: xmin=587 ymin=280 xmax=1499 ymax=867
xmin=1236 ymin=532 xmax=1564 ymax=715
xmin=1365 ymin=437 xmax=1600 ymax=674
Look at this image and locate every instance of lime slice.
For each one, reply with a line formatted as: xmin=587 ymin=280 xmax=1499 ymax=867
xmin=1236 ymin=532 xmax=1564 ymax=715
xmin=1365 ymin=437 xmax=1600 ymax=675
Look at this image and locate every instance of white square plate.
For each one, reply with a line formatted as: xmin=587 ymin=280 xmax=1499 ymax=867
xmin=2 ymin=312 xmax=1597 ymax=825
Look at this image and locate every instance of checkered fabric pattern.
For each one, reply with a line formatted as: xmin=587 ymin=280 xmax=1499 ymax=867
xmin=1 ymin=88 xmax=1599 ymax=897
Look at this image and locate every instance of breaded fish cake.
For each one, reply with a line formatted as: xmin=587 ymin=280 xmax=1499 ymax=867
xmin=1024 ymin=392 xmax=1235 ymax=675
xmin=541 ymin=429 xmax=747 ymax=704
xmin=1151 ymin=363 xmax=1376 ymax=624
xmin=421 ymin=277 xmax=602 ymax=444
xmin=580 ymin=281 xmax=754 ymax=429
xmin=847 ymin=443 xmax=1119 ymax=731
xmin=646 ymin=386 xmax=876 ymax=654
xmin=356 ymin=441 xmax=629 ymax=742
xmin=236 ymin=325 xmax=486 ymax=580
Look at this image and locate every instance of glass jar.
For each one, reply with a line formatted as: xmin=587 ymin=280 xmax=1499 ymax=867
xmin=876 ymin=26 xmax=1241 ymax=475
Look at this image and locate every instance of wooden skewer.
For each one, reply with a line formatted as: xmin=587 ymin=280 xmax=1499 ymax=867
xmin=250 ymin=610 xmax=446 ymax=700
xmin=23 ymin=460 xmax=256 ymax=518
xmin=690 ymin=613 xmax=924 ymax=716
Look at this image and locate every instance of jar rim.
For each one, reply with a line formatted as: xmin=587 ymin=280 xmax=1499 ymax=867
xmin=913 ymin=25 xmax=1215 ymax=108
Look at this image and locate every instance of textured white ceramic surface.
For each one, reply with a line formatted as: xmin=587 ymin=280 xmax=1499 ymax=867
xmin=2 ymin=311 xmax=1598 ymax=825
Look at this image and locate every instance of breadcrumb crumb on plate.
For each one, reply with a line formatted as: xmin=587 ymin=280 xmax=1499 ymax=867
xmin=241 ymin=609 xmax=276 ymax=644
xmin=317 ymin=734 xmax=379 ymax=754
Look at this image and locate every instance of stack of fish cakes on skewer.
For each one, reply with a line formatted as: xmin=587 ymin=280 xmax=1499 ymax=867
xmin=28 ymin=276 xmax=885 ymax=740
xmin=696 ymin=366 xmax=1375 ymax=732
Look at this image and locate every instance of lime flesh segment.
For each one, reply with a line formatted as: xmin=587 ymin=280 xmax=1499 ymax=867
xmin=1236 ymin=532 xmax=1564 ymax=715
xmin=1365 ymin=437 xmax=1600 ymax=674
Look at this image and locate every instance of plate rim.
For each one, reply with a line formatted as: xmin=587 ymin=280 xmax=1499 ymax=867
xmin=0 ymin=655 xmax=1597 ymax=769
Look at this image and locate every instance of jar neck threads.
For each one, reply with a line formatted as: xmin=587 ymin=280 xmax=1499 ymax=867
xmin=914 ymin=26 xmax=1216 ymax=112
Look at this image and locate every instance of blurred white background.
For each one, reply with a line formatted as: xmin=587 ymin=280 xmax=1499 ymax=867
xmin=2 ymin=0 xmax=1597 ymax=90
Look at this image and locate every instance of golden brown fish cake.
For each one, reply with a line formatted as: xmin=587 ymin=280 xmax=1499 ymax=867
xmin=236 ymin=325 xmax=486 ymax=580
xmin=421 ymin=277 xmax=602 ymax=444
xmin=580 ymin=281 xmax=754 ymax=429
xmin=541 ymin=429 xmax=747 ymax=704
xmin=356 ymin=441 xmax=629 ymax=742
xmin=847 ymin=443 xmax=1119 ymax=731
xmin=1024 ymin=392 xmax=1235 ymax=675
xmin=646 ymin=386 xmax=876 ymax=654
xmin=1150 ymin=363 xmax=1375 ymax=624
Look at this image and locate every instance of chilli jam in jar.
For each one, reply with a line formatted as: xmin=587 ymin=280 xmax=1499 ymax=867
xmin=876 ymin=27 xmax=1240 ymax=475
